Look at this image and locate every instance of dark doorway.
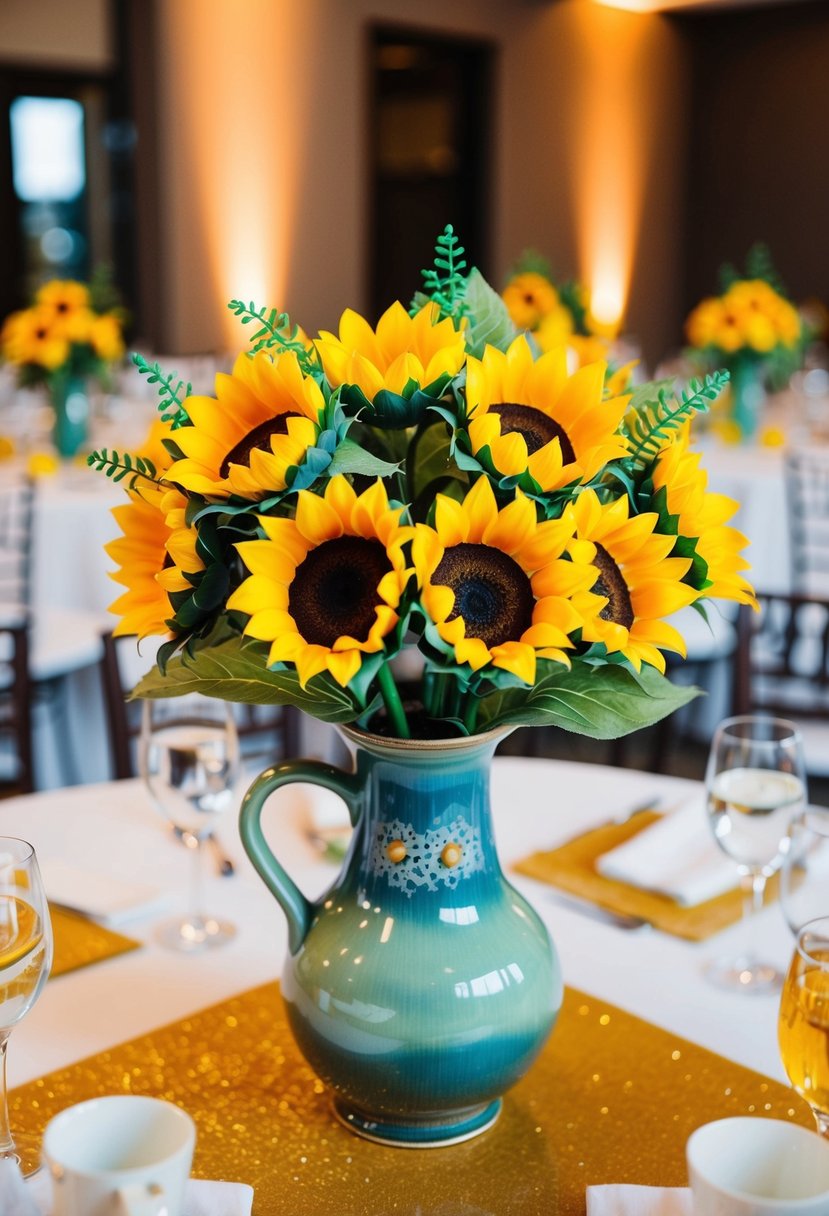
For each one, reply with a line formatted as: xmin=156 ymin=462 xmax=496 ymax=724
xmin=0 ymin=52 xmax=136 ymax=326
xmin=367 ymin=26 xmax=495 ymax=320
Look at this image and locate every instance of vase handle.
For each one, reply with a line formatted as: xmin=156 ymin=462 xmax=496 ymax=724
xmin=239 ymin=759 xmax=363 ymax=953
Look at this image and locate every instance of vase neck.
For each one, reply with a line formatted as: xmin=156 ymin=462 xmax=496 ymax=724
xmin=344 ymin=736 xmax=502 ymax=904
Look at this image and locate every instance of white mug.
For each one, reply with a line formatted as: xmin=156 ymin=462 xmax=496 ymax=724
xmin=687 ymin=1117 xmax=829 ymax=1215
xmin=42 ymin=1095 xmax=196 ymax=1216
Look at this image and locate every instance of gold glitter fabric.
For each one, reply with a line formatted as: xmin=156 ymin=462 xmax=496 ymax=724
xmin=50 ymin=906 xmax=140 ymax=978
xmin=10 ymin=983 xmax=811 ymax=1213
xmin=514 ymin=812 xmax=779 ymax=941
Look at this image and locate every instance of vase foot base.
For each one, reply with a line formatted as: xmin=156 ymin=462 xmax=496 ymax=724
xmin=331 ymin=1096 xmax=502 ymax=1148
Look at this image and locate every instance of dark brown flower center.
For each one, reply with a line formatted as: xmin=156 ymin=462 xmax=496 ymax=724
xmin=220 ymin=413 xmax=301 ymax=477
xmin=56 ymin=301 xmax=69 ymax=313
xmin=432 ymin=542 xmax=533 ymax=649
xmin=289 ymin=537 xmax=392 ymax=648
xmin=592 ymin=543 xmax=634 ymax=629
xmin=35 ymin=328 xmax=47 ymax=340
xmin=491 ymin=402 xmax=575 ymax=461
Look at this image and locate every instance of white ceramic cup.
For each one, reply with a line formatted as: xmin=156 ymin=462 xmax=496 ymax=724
xmin=42 ymin=1095 xmax=196 ymax=1216
xmin=687 ymin=1117 xmax=829 ymax=1215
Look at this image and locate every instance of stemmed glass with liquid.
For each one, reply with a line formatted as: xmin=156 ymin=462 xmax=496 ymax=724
xmin=705 ymin=715 xmax=807 ymax=992
xmin=0 ymin=838 xmax=52 ymax=1174
xmin=139 ymin=696 xmax=240 ymax=952
xmin=779 ymin=916 xmax=829 ymax=1136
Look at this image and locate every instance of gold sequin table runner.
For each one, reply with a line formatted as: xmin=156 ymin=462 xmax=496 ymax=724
xmin=50 ymin=906 xmax=140 ymax=978
xmin=11 ymin=981 xmax=811 ymax=1214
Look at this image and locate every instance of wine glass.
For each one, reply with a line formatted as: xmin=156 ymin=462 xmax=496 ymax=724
xmin=779 ymin=915 xmax=829 ymax=1136
xmin=781 ymin=807 xmax=829 ymax=935
xmin=0 ymin=838 xmax=52 ymax=1174
xmin=705 ymin=714 xmax=807 ymax=992
xmin=139 ymin=696 xmax=240 ymax=952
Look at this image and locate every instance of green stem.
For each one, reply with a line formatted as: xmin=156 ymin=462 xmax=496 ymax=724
xmin=423 ymin=670 xmax=436 ymax=718
xmin=463 ymin=694 xmax=479 ymax=735
xmin=376 ymin=662 xmax=410 ymax=739
xmin=447 ymin=680 xmax=463 ymax=721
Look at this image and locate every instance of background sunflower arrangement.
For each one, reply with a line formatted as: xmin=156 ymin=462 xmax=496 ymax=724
xmin=0 ymin=271 xmax=125 ymax=388
xmin=96 ymin=226 xmax=753 ymax=741
xmin=685 ymin=245 xmax=807 ymax=441
xmin=502 ymin=250 xmax=617 ymax=369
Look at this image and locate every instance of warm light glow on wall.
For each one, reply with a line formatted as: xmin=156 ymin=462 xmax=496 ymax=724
xmin=158 ymin=1 xmax=316 ymax=351
xmin=569 ymin=5 xmax=654 ymax=334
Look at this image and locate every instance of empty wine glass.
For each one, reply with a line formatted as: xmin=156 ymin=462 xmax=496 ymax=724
xmin=779 ymin=916 xmax=829 ymax=1136
xmin=139 ymin=696 xmax=240 ymax=952
xmin=0 ymin=838 xmax=52 ymax=1174
xmin=781 ymin=807 xmax=829 ymax=935
xmin=705 ymin=714 xmax=807 ymax=992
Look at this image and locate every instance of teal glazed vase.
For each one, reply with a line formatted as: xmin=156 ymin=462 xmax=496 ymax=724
xmin=729 ymin=354 xmax=766 ymax=443
xmin=50 ymin=373 xmax=90 ymax=458
xmin=239 ymin=724 xmax=562 ymax=1147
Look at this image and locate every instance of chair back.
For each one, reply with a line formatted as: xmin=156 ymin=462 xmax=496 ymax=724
xmin=100 ymin=632 xmax=301 ymax=779
xmin=734 ymin=591 xmax=829 ymax=774
xmin=785 ymin=449 xmax=829 ymax=597
xmin=0 ymin=623 xmax=34 ymax=793
xmin=0 ymin=476 xmax=34 ymax=617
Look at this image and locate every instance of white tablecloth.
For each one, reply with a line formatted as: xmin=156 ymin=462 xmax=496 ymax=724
xmin=6 ymin=757 xmax=797 ymax=1091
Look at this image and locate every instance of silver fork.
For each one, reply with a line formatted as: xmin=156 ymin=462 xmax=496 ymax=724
xmin=172 ymin=827 xmax=235 ymax=877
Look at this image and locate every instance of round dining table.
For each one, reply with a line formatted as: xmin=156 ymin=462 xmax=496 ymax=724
xmin=8 ymin=755 xmax=797 ymax=1090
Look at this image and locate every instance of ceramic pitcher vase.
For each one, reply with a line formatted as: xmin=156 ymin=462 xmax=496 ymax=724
xmin=239 ymin=724 xmax=561 ymax=1147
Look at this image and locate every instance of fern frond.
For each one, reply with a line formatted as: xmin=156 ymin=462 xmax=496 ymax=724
xmin=622 ymin=371 xmax=730 ymax=469
xmin=412 ymin=225 xmax=469 ymax=322
xmin=131 ymin=353 xmax=192 ymax=429
xmin=86 ymin=448 xmax=162 ymax=490
xmin=227 ymin=301 xmax=317 ymax=374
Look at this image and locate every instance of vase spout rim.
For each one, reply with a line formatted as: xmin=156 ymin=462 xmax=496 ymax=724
xmin=338 ymin=723 xmax=513 ymax=754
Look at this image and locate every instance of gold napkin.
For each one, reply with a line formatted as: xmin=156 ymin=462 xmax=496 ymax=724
xmin=512 ymin=811 xmax=778 ymax=941
xmin=50 ymin=905 xmax=141 ymax=978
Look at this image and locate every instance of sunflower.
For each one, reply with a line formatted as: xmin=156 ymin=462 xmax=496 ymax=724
xmin=464 ymin=335 xmax=630 ymax=492
xmin=227 ymin=477 xmax=413 ymax=688
xmin=533 ymin=304 xmax=574 ymax=352
xmin=566 ymin=489 xmax=698 ymax=673
xmin=651 ymin=427 xmax=755 ymax=607
xmin=166 ymin=349 xmax=325 ymax=500
xmin=502 ymin=272 xmax=559 ymax=332
xmin=35 ymin=280 xmax=93 ymax=342
xmin=412 ymin=477 xmax=592 ymax=685
xmin=105 ymin=483 xmax=203 ymax=638
xmin=90 ymin=313 xmax=125 ymax=362
xmin=0 ymin=307 xmax=69 ymax=370
xmin=314 ymin=301 xmax=466 ymax=426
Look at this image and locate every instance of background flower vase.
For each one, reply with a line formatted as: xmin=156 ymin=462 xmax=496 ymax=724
xmin=49 ymin=371 xmax=90 ymax=458
xmin=239 ymin=725 xmax=561 ymax=1148
xmin=728 ymin=355 xmax=766 ymax=443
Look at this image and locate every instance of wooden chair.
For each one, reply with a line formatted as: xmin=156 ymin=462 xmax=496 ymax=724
xmin=100 ymin=631 xmax=301 ymax=779
xmin=734 ymin=591 xmax=829 ymax=776
xmin=0 ymin=477 xmax=107 ymax=787
xmin=0 ymin=624 xmax=34 ymax=794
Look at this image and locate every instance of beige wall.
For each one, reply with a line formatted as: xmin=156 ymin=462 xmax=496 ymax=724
xmin=151 ymin=0 xmax=688 ymax=367
xmin=0 ymin=0 xmax=113 ymax=68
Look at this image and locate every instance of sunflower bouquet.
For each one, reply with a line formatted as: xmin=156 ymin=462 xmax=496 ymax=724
xmin=502 ymin=250 xmax=617 ymax=369
xmin=95 ymin=227 xmax=753 ymax=742
xmin=1 ymin=275 xmax=125 ymax=385
xmin=685 ymin=246 xmax=804 ymax=441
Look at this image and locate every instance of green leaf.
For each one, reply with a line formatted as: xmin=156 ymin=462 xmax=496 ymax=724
xmin=462 ymin=268 xmax=519 ymax=358
xmin=131 ymin=635 xmax=360 ymax=720
xmin=327 ymin=438 xmax=401 ymax=478
xmin=407 ymin=421 xmax=460 ymax=500
xmin=477 ymin=660 xmax=699 ymax=738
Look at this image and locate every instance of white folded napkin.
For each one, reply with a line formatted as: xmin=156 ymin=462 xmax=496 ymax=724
xmin=6 ymin=1160 xmax=253 ymax=1216
xmin=40 ymin=858 xmax=169 ymax=927
xmin=596 ymin=798 xmax=737 ymax=905
xmin=587 ymin=1183 xmax=691 ymax=1215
